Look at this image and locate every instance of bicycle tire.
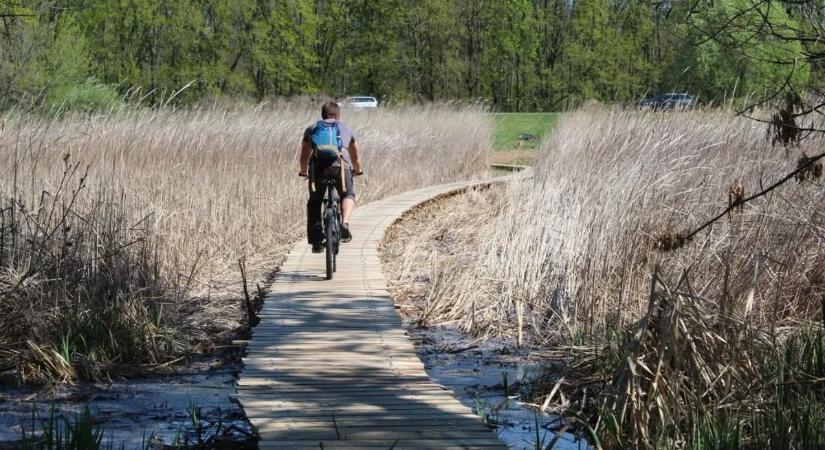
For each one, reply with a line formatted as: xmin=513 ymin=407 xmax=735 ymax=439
xmin=333 ymin=223 xmax=338 ymax=273
xmin=324 ymin=209 xmax=334 ymax=280
xmin=331 ymin=217 xmax=338 ymax=274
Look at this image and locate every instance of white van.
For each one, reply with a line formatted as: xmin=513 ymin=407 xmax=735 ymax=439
xmin=341 ymin=96 xmax=378 ymax=109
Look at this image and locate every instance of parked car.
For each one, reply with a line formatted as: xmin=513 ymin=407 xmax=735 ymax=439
xmin=341 ymin=96 xmax=379 ymax=109
xmin=639 ymin=93 xmax=693 ymax=110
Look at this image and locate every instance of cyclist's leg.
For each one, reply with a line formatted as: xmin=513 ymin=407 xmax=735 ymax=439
xmin=306 ymin=178 xmax=325 ymax=246
xmin=338 ymin=168 xmax=356 ymax=224
xmin=336 ymin=168 xmax=355 ymax=240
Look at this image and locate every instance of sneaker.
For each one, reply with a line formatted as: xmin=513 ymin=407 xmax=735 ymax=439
xmin=311 ymin=243 xmax=324 ymax=253
xmin=340 ymin=223 xmax=352 ymax=241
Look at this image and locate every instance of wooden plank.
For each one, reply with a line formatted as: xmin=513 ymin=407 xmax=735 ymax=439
xmin=255 ymin=428 xmax=495 ymax=441
xmin=249 ymin=330 xmax=410 ymax=336
xmin=238 ymin=371 xmax=435 ymax=378
xmin=240 ymin=361 xmax=426 ymax=368
xmin=239 ymin=390 xmax=464 ymax=399
xmin=237 ymin=378 xmax=435 ymax=386
xmin=236 ymin=177 xmax=526 ymax=450
xmin=242 ymin=404 xmax=474 ymax=417
xmin=237 ymin=398 xmax=472 ymax=408
xmin=243 ymin=409 xmax=480 ymax=419
xmin=236 ymin=386 xmax=451 ymax=395
xmin=241 ymin=356 xmax=425 ymax=363
xmin=259 ymin=439 xmax=503 ymax=450
xmin=243 ymin=344 xmax=415 ymax=351
xmin=253 ymin=417 xmax=491 ymax=429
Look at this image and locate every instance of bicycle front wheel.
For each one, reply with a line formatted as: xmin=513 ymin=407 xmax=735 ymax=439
xmin=324 ymin=209 xmax=334 ymax=280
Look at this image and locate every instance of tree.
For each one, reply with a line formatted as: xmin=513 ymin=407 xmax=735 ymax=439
xmin=247 ymin=0 xmax=318 ymax=98
xmin=533 ymin=0 xmax=573 ymax=110
xmin=0 ymin=1 xmax=93 ymax=108
xmin=671 ymin=0 xmax=809 ymax=103
xmin=399 ymin=0 xmax=460 ymax=101
xmin=480 ymin=0 xmax=537 ymax=110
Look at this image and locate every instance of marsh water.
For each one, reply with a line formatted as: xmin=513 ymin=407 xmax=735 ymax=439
xmin=0 ymin=359 xmax=253 ymax=449
xmin=409 ymin=324 xmax=590 ymax=450
xmin=2 ymin=321 xmax=589 ymax=450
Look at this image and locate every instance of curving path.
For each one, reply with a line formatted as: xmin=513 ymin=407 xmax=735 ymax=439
xmin=237 ymin=169 xmax=528 ymax=450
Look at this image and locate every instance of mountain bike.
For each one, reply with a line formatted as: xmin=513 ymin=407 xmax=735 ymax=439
xmin=320 ymin=174 xmax=342 ymax=280
xmin=301 ymin=168 xmax=362 ymax=280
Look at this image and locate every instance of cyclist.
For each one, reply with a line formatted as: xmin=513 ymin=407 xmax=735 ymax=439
xmin=299 ymin=101 xmax=362 ymax=253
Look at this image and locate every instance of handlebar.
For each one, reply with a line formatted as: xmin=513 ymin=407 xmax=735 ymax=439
xmin=299 ymin=171 xmax=364 ymax=177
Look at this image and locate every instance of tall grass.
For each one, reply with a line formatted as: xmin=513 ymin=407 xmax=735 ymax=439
xmin=401 ymin=108 xmax=824 ymax=342
xmin=383 ymin=107 xmax=825 ymax=448
xmin=0 ymin=103 xmax=490 ymax=383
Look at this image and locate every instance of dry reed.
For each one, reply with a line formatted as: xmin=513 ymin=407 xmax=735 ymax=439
xmin=395 ymin=108 xmax=824 ymax=342
xmin=0 ymin=102 xmax=490 ymax=383
xmin=383 ymin=107 xmax=825 ymax=448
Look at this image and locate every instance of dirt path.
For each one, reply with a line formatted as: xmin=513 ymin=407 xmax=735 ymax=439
xmin=236 ymin=171 xmax=528 ymax=449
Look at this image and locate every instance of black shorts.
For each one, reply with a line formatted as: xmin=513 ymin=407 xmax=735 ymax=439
xmin=310 ymin=164 xmax=355 ymax=200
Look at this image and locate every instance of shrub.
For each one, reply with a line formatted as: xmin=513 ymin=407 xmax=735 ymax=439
xmin=47 ymin=79 xmax=122 ymax=114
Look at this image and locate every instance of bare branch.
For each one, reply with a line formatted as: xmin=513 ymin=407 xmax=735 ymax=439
xmin=666 ymin=150 xmax=825 ymax=250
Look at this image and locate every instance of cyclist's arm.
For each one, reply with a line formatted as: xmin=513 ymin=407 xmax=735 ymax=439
xmin=349 ymin=140 xmax=362 ymax=174
xmin=299 ymin=140 xmax=312 ymax=176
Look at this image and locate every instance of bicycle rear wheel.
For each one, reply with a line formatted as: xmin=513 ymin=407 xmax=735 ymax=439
xmin=333 ymin=206 xmax=340 ymax=273
xmin=324 ymin=209 xmax=334 ymax=280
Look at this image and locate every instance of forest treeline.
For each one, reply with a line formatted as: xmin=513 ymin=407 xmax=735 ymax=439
xmin=0 ymin=0 xmax=818 ymax=111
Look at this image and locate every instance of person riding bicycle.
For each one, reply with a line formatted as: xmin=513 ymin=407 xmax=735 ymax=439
xmin=299 ymin=101 xmax=362 ymax=253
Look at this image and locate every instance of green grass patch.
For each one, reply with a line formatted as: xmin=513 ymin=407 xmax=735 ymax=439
xmin=492 ymin=112 xmax=558 ymax=150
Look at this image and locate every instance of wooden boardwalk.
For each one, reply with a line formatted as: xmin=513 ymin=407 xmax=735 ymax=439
xmin=238 ymin=173 xmax=525 ymax=450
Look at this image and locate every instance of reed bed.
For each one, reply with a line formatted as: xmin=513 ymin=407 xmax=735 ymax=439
xmin=0 ymin=103 xmax=490 ymax=383
xmin=391 ymin=108 xmax=824 ymax=342
xmin=383 ymin=108 xmax=825 ymax=448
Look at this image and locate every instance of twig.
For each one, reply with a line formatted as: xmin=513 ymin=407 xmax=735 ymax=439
xmin=238 ymin=257 xmax=257 ymax=328
xmin=674 ymin=150 xmax=825 ymax=247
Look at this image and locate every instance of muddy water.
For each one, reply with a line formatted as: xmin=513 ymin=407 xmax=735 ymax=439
xmin=409 ymin=324 xmax=589 ymax=450
xmin=3 ymin=324 xmax=587 ymax=450
xmin=0 ymin=360 xmax=253 ymax=449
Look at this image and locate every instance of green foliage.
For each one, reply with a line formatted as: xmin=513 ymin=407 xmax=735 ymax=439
xmin=479 ymin=0 xmax=538 ymax=111
xmin=0 ymin=0 xmax=819 ymax=111
xmin=0 ymin=3 xmax=92 ymax=109
xmin=665 ymin=0 xmax=810 ymax=102
xmin=47 ymin=79 xmax=121 ymax=114
xmin=247 ymin=0 xmax=318 ymax=98
xmin=396 ymin=0 xmax=462 ymax=102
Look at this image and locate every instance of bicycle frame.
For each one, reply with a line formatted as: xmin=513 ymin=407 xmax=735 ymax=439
xmin=305 ymin=161 xmax=353 ymax=280
xmin=321 ymin=178 xmax=341 ymax=279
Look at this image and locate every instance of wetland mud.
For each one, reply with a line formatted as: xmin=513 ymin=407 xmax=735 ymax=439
xmin=0 ymin=359 xmax=254 ymax=449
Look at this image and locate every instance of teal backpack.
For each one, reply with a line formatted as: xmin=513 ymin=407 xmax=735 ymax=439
xmin=310 ymin=120 xmax=342 ymax=168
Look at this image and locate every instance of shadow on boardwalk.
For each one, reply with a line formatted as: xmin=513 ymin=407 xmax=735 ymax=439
xmin=237 ymin=184 xmax=514 ymax=450
xmin=239 ymin=288 xmax=505 ymax=449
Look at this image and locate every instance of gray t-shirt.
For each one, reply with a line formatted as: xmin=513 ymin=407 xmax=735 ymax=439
xmin=303 ymin=119 xmax=356 ymax=167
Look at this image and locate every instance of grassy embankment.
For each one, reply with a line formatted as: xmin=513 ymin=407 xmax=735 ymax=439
xmin=384 ymin=108 xmax=825 ymax=449
xmin=489 ymin=112 xmax=557 ymax=165
xmin=0 ymin=103 xmax=490 ymax=385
